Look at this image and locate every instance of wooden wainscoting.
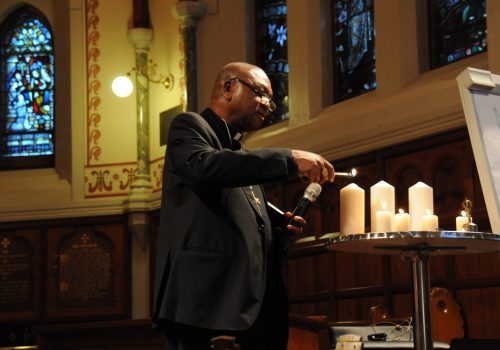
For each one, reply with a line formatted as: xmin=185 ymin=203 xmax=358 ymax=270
xmin=37 ymin=319 xmax=164 ymax=350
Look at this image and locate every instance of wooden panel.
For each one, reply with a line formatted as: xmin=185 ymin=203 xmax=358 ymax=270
xmin=38 ymin=319 xmax=164 ymax=350
xmin=288 ymin=313 xmax=331 ymax=350
xmin=456 ymin=287 xmax=500 ymax=338
xmin=336 ymin=296 xmax=385 ymax=322
xmin=454 ymin=252 xmax=500 ymax=278
xmin=334 ymin=252 xmax=384 ymax=289
xmin=390 ymin=255 xmax=411 ymax=285
xmin=392 ymin=293 xmax=412 ymax=319
xmin=0 ymin=228 xmax=40 ymax=322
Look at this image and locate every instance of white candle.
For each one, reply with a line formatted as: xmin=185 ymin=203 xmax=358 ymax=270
xmin=394 ymin=209 xmax=411 ymax=231
xmin=455 ymin=211 xmax=469 ymax=231
xmin=409 ymin=182 xmax=433 ymax=231
xmin=370 ymin=181 xmax=395 ymax=231
xmin=340 ymin=183 xmax=365 ymax=235
xmin=422 ymin=209 xmax=439 ymax=231
xmin=375 ymin=201 xmax=392 ymax=232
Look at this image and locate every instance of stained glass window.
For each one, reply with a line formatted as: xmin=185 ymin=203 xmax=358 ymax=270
xmin=0 ymin=6 xmax=54 ymax=169
xmin=256 ymin=0 xmax=288 ymax=127
xmin=429 ymin=0 xmax=487 ymax=69
xmin=332 ymin=0 xmax=376 ymax=103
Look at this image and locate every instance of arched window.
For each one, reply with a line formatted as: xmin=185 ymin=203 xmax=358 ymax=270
xmin=332 ymin=0 xmax=376 ymax=103
xmin=0 ymin=5 xmax=55 ymax=170
xmin=428 ymin=0 xmax=487 ymax=69
xmin=256 ymin=0 xmax=289 ymax=127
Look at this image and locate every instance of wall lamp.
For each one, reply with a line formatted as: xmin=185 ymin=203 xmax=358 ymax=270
xmin=112 ymin=59 xmax=174 ymax=97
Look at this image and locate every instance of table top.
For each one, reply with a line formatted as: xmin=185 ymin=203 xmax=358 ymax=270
xmin=325 ymin=231 xmax=500 ymax=255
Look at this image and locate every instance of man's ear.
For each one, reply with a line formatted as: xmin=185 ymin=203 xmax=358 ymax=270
xmin=223 ymin=80 xmax=233 ymax=100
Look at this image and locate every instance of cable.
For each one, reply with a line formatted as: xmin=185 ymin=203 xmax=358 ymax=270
xmin=369 ymin=317 xmax=413 ymax=342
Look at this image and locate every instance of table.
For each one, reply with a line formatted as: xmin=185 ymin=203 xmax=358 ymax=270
xmin=325 ymin=231 xmax=500 ymax=350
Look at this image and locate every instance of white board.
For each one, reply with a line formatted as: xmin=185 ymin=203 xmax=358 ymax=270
xmin=456 ymin=67 xmax=500 ymax=233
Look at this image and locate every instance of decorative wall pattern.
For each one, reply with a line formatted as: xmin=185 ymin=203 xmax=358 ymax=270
xmin=151 ymin=157 xmax=164 ymax=193
xmin=85 ymin=163 xmax=137 ymax=198
xmin=85 ymin=0 xmax=102 ymax=164
xmin=84 ymin=158 xmax=163 ymax=198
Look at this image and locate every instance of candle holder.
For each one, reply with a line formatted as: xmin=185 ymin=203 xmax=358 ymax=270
xmin=462 ymin=199 xmax=479 ymax=232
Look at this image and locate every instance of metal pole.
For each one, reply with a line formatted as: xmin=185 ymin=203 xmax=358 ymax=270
xmin=409 ymin=252 xmax=433 ymax=350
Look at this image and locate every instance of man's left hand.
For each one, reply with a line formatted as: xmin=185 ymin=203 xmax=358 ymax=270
xmin=285 ymin=212 xmax=306 ymax=233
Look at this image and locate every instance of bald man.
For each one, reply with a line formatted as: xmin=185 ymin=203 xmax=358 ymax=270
xmin=153 ymin=62 xmax=334 ymax=350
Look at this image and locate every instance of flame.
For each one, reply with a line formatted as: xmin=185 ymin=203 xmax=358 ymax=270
xmin=351 ymin=168 xmax=357 ymax=176
xmin=399 ymin=208 xmax=405 ymax=214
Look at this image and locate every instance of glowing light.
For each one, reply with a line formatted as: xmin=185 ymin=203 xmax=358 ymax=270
xmin=112 ymin=76 xmax=133 ymax=97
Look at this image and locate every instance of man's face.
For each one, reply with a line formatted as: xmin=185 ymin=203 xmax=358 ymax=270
xmin=229 ymin=68 xmax=274 ymax=132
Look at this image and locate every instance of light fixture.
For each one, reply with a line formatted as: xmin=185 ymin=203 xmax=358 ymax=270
xmin=112 ymin=76 xmax=134 ymax=97
xmin=112 ymin=59 xmax=174 ymax=98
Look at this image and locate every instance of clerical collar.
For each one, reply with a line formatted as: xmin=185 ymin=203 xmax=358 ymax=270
xmin=219 ymin=115 xmax=242 ymax=142
xmin=201 ymin=108 xmax=243 ymax=148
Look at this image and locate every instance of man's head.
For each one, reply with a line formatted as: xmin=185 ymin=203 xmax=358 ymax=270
xmin=210 ymin=62 xmax=275 ymax=132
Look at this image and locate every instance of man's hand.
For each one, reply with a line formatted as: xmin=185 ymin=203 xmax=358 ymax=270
xmin=291 ymin=150 xmax=335 ymax=184
xmin=285 ymin=212 xmax=306 ymax=233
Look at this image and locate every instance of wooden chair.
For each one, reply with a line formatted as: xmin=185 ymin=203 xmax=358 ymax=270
xmin=430 ymin=287 xmax=464 ymax=344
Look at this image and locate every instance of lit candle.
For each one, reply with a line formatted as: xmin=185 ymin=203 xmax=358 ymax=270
xmin=370 ymin=181 xmax=395 ymax=231
xmin=455 ymin=210 xmax=469 ymax=231
xmin=409 ymin=182 xmax=433 ymax=231
xmin=375 ymin=201 xmax=392 ymax=232
xmin=340 ymin=183 xmax=365 ymax=235
xmin=422 ymin=209 xmax=439 ymax=231
xmin=394 ymin=209 xmax=411 ymax=231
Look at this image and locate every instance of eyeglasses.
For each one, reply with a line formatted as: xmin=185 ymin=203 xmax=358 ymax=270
xmin=231 ymin=78 xmax=277 ymax=114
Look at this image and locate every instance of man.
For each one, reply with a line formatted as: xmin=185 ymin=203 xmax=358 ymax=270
xmin=153 ymin=62 xmax=334 ymax=349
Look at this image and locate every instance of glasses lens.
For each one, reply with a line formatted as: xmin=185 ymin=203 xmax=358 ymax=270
xmin=260 ymin=95 xmax=276 ymax=112
xmin=268 ymin=101 xmax=276 ymax=112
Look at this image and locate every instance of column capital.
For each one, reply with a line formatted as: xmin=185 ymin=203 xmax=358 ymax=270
xmin=128 ymin=27 xmax=153 ymax=50
xmin=172 ymin=1 xmax=207 ymax=28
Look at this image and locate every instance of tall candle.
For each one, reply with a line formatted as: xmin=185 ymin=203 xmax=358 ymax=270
xmin=370 ymin=181 xmax=395 ymax=231
xmin=456 ymin=211 xmax=468 ymax=231
xmin=422 ymin=209 xmax=439 ymax=231
xmin=375 ymin=201 xmax=392 ymax=232
xmin=394 ymin=209 xmax=410 ymax=231
xmin=409 ymin=182 xmax=433 ymax=231
xmin=340 ymin=183 xmax=365 ymax=235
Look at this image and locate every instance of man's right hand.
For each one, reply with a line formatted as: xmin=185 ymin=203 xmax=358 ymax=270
xmin=291 ymin=150 xmax=335 ymax=184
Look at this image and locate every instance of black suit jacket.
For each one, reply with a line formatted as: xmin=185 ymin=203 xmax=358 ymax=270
xmin=152 ymin=108 xmax=298 ymax=331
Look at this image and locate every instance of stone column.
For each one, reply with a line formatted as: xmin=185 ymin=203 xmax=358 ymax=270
xmin=126 ymin=26 xmax=153 ymax=320
xmin=129 ymin=28 xmax=153 ymax=194
xmin=172 ymin=1 xmax=207 ymax=112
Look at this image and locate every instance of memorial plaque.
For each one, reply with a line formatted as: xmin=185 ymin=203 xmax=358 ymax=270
xmin=57 ymin=229 xmax=113 ymax=307
xmin=47 ymin=223 xmax=128 ymax=320
xmin=0 ymin=229 xmax=40 ymax=321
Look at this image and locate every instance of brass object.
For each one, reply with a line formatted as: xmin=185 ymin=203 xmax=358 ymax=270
xmin=462 ymin=199 xmax=479 ymax=232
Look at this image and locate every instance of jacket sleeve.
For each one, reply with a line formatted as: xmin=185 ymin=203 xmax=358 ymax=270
xmin=167 ymin=113 xmax=298 ymax=191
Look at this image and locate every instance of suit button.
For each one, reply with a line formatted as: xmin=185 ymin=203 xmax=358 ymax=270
xmin=258 ymin=224 xmax=264 ymax=232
